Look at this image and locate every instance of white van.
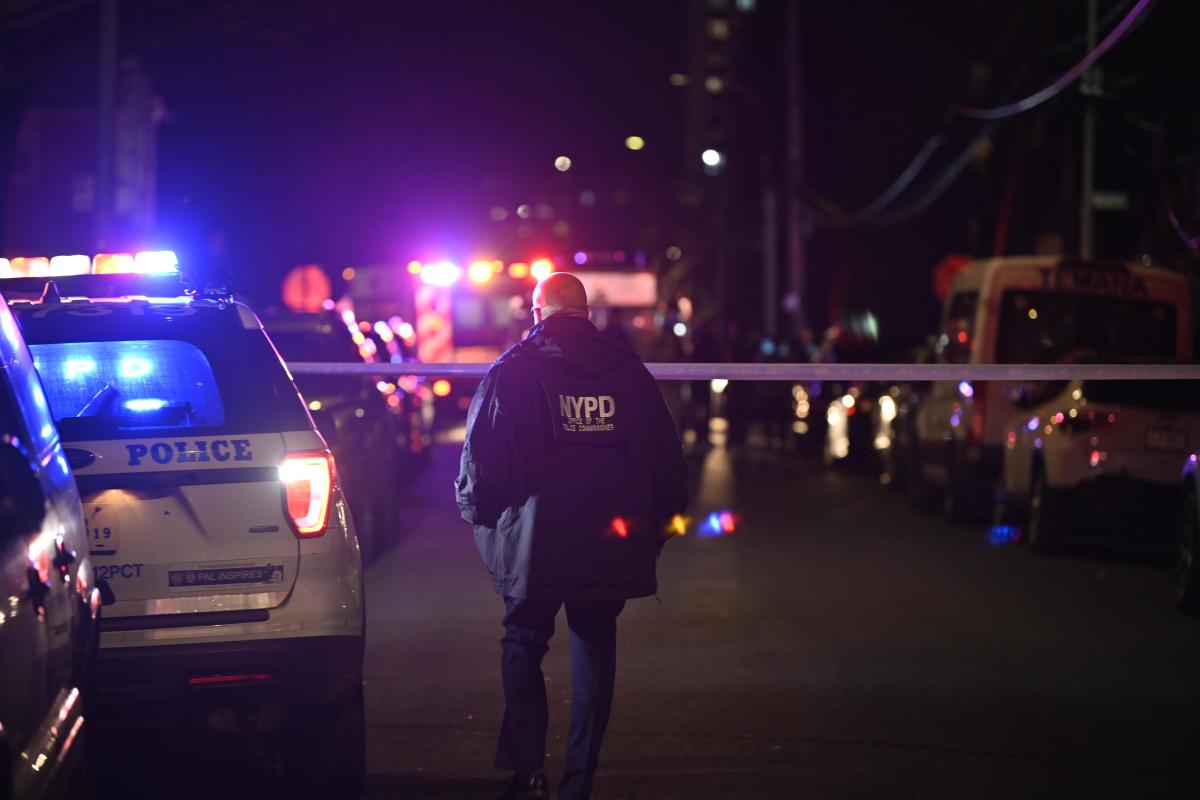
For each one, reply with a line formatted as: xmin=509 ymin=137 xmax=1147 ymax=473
xmin=910 ymin=257 xmax=1193 ymax=524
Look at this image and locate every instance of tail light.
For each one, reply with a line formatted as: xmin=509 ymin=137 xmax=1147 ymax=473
xmin=1062 ymin=410 xmax=1117 ymax=434
xmin=279 ymin=451 xmax=335 ymax=537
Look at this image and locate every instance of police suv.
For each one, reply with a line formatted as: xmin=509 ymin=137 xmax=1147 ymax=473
xmin=3 ymin=256 xmax=365 ymax=795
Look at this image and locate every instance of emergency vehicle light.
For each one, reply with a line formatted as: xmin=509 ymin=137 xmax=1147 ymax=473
xmin=468 ymin=260 xmax=494 ymax=284
xmin=420 ymin=261 xmax=461 ymax=287
xmin=1 ymin=251 xmax=179 ymax=278
xmin=279 ymin=451 xmax=335 ymax=537
xmin=530 ymin=258 xmax=554 ymax=281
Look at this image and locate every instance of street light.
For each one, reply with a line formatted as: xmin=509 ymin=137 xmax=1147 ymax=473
xmin=701 ymin=148 xmax=726 ymax=175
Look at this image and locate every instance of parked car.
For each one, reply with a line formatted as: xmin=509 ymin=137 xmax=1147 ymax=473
xmin=999 ymin=379 xmax=1200 ymax=553
xmin=10 ymin=276 xmax=366 ymax=797
xmin=263 ymin=309 xmax=432 ymax=561
xmin=0 ymin=292 xmax=97 ymax=799
xmin=910 ymin=257 xmax=1192 ymax=522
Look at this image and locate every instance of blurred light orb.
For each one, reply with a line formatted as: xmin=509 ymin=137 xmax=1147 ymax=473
xmin=341 ymin=267 xmax=356 ymax=281
xmin=517 ymin=204 xmax=533 ymax=219
xmin=673 ymin=322 xmax=688 ymax=338
xmin=406 ymin=260 xmax=422 ymax=275
xmin=530 ymin=258 xmax=554 ymax=282
xmin=468 ymin=260 xmax=494 ymax=284
xmin=704 ymin=76 xmax=725 ymax=94
xmin=710 ymin=378 xmax=729 ymax=394
xmin=625 ymin=135 xmax=646 ymax=151
xmin=489 ymin=206 xmax=509 ymax=221
xmin=579 ymin=190 xmax=596 ymax=207
xmin=554 ymin=156 xmax=572 ymax=172
xmin=701 ymin=148 xmax=725 ymax=168
xmin=666 ymin=246 xmax=682 ymax=261
xmin=553 ymin=221 xmax=570 ymax=237
xmin=668 ymin=73 xmax=689 ymax=87
xmin=573 ymin=251 xmax=588 ymax=265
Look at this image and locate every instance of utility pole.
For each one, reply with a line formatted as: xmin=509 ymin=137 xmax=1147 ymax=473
xmin=784 ymin=0 xmax=807 ymax=336
xmin=96 ymin=0 xmax=118 ymax=250
xmin=1079 ymin=0 xmax=1098 ymax=259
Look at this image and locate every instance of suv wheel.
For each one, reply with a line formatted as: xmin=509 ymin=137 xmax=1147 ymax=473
xmin=1028 ymin=467 xmax=1066 ymax=555
xmin=285 ymin=684 xmax=366 ymax=799
xmin=1175 ymin=486 xmax=1200 ymax=614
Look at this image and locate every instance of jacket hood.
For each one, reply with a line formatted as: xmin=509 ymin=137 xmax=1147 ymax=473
xmin=507 ymin=315 xmax=637 ymax=378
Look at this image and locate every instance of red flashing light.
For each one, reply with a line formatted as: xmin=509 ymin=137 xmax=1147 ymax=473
xmin=611 ymin=517 xmax=629 ymax=538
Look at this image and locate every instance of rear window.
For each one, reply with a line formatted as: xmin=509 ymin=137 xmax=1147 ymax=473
xmin=14 ymin=303 xmax=311 ymax=440
xmin=30 ymin=340 xmax=225 ymax=435
xmin=1083 ymin=380 xmax=1200 ymax=412
xmin=997 ymin=291 xmax=1178 ymax=364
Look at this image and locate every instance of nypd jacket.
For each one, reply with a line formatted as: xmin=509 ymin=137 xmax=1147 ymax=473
xmin=455 ymin=315 xmax=689 ymax=600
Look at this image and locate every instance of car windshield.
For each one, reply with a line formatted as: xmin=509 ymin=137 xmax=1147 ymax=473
xmin=997 ymin=291 xmax=1178 ymax=364
xmin=16 ymin=304 xmax=310 ymax=440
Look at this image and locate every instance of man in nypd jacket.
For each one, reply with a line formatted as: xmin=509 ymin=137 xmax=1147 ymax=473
xmin=456 ymin=272 xmax=689 ymax=800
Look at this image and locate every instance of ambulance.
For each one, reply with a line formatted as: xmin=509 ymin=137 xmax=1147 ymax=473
xmin=910 ymin=257 xmax=1194 ymax=534
xmin=2 ymin=254 xmax=365 ymax=795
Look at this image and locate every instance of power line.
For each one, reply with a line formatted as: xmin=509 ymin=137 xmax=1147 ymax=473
xmin=955 ymin=0 xmax=1159 ymax=120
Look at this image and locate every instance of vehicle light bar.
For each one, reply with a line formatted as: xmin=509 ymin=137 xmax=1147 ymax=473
xmin=279 ymin=451 xmax=335 ymax=537
xmin=0 ymin=250 xmax=179 ymax=279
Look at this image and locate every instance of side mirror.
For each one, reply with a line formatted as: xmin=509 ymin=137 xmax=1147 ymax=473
xmin=310 ymin=408 xmax=340 ymax=447
xmin=0 ymin=438 xmax=47 ymax=535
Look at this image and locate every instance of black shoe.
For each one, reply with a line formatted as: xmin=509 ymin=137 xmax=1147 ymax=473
xmin=498 ymin=771 xmax=549 ymax=800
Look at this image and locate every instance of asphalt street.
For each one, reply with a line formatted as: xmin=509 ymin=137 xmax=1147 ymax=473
xmin=361 ymin=436 xmax=1200 ymax=799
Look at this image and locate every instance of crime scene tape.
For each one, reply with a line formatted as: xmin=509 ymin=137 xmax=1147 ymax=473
xmin=287 ymin=362 xmax=1200 ymax=381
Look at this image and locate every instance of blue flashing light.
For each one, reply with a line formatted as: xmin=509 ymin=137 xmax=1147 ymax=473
xmin=125 ymin=398 xmax=167 ymax=412
xmin=987 ymin=525 xmax=1019 ymax=546
xmin=1026 ymin=417 xmax=1040 ymax=432
xmin=699 ymin=512 xmax=723 ymax=538
xmin=64 ymin=358 xmax=96 ymax=380
xmin=119 ymin=357 xmax=152 ymax=378
xmin=958 ymin=380 xmax=974 ymax=399
xmin=132 ymin=250 xmax=179 ymax=274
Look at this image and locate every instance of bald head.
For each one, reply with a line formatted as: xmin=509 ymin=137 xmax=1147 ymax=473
xmin=532 ymin=272 xmax=589 ymax=323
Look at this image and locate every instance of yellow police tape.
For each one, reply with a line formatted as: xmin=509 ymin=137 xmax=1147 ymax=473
xmin=286 ymin=362 xmax=1200 ymax=381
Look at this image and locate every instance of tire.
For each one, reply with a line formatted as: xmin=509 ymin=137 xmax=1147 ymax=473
xmin=1027 ymin=466 xmax=1067 ymax=555
xmin=1174 ymin=485 xmax=1200 ymax=614
xmin=67 ymin=604 xmax=101 ymax=800
xmin=285 ymin=684 xmax=366 ymax=799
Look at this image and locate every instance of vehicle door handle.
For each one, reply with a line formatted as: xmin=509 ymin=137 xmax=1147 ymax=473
xmin=63 ymin=447 xmax=96 ymax=470
xmin=53 ymin=541 xmax=77 ymax=581
xmin=26 ymin=567 xmax=51 ymax=612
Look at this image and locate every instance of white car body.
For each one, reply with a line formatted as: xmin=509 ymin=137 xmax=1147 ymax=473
xmin=11 ymin=293 xmax=364 ymax=736
xmin=1003 ymin=380 xmax=1200 ymax=540
xmin=911 ymin=256 xmax=1192 ymax=518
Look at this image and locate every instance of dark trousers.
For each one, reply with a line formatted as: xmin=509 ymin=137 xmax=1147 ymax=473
xmin=495 ymin=593 xmax=626 ymax=800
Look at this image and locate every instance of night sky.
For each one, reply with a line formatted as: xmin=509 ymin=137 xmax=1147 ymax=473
xmin=2 ymin=0 xmax=1197 ymax=342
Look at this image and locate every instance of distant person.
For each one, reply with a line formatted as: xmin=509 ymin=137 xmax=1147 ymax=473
xmin=455 ymin=272 xmax=689 ymax=800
